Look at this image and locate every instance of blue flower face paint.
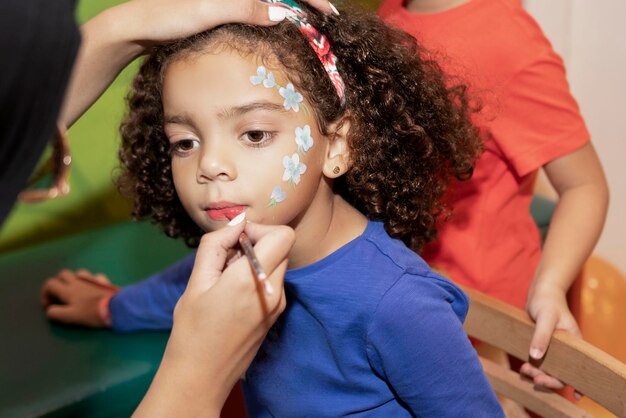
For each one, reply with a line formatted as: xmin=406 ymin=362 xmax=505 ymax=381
xmin=279 ymin=83 xmax=304 ymax=112
xmin=251 ymin=65 xmax=307 ymax=114
xmin=269 ymin=186 xmax=287 ymax=207
xmin=295 ymin=125 xmax=313 ymax=153
xmin=250 ymin=66 xmax=315 ymax=206
xmin=282 ymin=153 xmax=307 ymax=185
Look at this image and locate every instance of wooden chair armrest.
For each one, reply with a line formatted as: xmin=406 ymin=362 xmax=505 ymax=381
xmin=461 ymin=284 xmax=626 ymax=417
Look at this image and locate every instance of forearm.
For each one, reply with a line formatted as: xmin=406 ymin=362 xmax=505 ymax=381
xmin=530 ymin=182 xmax=608 ymax=296
xmin=60 ymin=3 xmax=144 ymax=127
xmin=133 ymin=343 xmax=223 ymax=417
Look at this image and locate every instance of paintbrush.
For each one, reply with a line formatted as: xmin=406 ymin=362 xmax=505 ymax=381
xmin=239 ymin=231 xmax=274 ymax=295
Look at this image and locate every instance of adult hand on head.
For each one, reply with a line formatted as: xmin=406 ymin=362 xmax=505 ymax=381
xmin=123 ymin=0 xmax=338 ymax=44
xmin=134 ymin=219 xmax=295 ymax=417
xmin=63 ymin=0 xmax=337 ymax=126
xmin=521 ymin=283 xmax=582 ymax=393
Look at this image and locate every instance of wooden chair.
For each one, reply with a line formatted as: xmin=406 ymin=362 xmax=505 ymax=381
xmin=461 ymin=285 xmax=626 ymax=418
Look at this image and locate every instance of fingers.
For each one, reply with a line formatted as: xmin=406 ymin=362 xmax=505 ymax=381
xmin=520 ymin=362 xmax=566 ymax=390
xmin=559 ymin=318 xmax=583 ymax=338
xmin=249 ymin=0 xmax=339 ymax=27
xmin=300 ymin=0 xmax=339 ymax=15
xmin=76 ymin=269 xmax=93 ymax=277
xmin=46 ymin=304 xmax=82 ymax=325
xmin=248 ymin=1 xmax=277 ymax=26
xmin=524 ymin=304 xmax=583 ymax=391
xmin=222 ymin=223 xmax=293 ymax=316
xmin=76 ymin=269 xmax=111 ymax=285
xmin=187 ymin=220 xmax=247 ymax=292
xmin=242 ymin=222 xmax=295 ymax=280
xmin=243 ymin=222 xmax=295 ymax=247
xmin=46 ymin=304 xmax=102 ymax=328
xmin=40 ymin=277 xmax=71 ymax=307
xmin=529 ymin=309 xmax=558 ymax=360
xmin=40 ymin=268 xmax=114 ymax=308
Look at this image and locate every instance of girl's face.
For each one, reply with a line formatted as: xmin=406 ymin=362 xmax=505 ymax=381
xmin=162 ymin=48 xmax=332 ymax=232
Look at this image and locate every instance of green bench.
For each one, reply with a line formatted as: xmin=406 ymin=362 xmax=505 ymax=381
xmin=0 ymin=221 xmax=191 ymax=417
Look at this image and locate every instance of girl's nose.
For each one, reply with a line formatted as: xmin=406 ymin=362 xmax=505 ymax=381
xmin=196 ymin=143 xmax=237 ymax=182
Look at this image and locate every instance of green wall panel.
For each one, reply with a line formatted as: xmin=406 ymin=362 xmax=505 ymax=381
xmin=0 ymin=0 xmax=136 ymax=254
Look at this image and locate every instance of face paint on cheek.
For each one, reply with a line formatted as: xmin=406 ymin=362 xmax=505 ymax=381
xmin=268 ymin=185 xmax=287 ymax=207
xmin=252 ymin=62 xmax=315 ymax=208
xmin=282 ymin=153 xmax=307 ymax=186
xmin=267 ymin=123 xmax=316 ymax=207
xmin=295 ymin=124 xmax=314 ymax=154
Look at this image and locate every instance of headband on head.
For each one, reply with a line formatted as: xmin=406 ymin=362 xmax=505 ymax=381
xmin=260 ymin=0 xmax=346 ymax=106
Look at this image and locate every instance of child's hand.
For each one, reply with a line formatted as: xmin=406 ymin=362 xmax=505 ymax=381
xmin=40 ymin=269 xmax=118 ymax=328
xmin=522 ymin=283 xmax=582 ymax=390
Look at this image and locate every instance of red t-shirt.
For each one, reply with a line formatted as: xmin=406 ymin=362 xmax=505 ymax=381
xmin=378 ymin=0 xmax=590 ymax=308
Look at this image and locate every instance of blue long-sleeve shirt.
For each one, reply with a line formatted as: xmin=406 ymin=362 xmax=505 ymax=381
xmin=109 ymin=222 xmax=503 ymax=416
xmin=109 ymin=252 xmax=195 ymax=332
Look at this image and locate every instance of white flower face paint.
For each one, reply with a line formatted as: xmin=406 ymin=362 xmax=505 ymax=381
xmin=279 ymin=83 xmax=304 ymax=112
xmin=268 ymin=186 xmax=287 ymax=207
xmin=263 ymin=71 xmax=276 ymax=88
xmin=282 ymin=153 xmax=307 ymax=185
xmin=250 ymin=65 xmax=277 ymax=88
xmin=250 ymin=66 xmax=267 ymax=85
xmin=250 ymin=66 xmax=310 ymax=206
xmin=295 ymin=125 xmax=313 ymax=153
xmin=250 ymin=66 xmax=305 ymax=113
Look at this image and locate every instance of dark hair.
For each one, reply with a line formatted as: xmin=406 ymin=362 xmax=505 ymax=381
xmin=118 ymin=4 xmax=482 ymax=252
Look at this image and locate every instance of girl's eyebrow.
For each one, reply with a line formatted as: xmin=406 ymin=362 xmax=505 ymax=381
xmin=218 ymin=101 xmax=288 ymax=119
xmin=164 ymin=113 xmax=195 ymax=126
xmin=164 ymin=102 xmax=288 ymax=126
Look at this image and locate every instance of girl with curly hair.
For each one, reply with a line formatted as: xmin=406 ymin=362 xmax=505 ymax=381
xmin=46 ymin=1 xmax=504 ymax=415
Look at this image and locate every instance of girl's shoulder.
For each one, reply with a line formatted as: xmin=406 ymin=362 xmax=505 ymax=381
xmin=363 ymin=221 xmax=469 ymax=322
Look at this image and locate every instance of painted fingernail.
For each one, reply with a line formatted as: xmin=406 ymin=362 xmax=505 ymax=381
xmin=268 ymin=6 xmax=288 ymax=21
xmin=529 ymin=348 xmax=543 ymax=359
xmin=228 ymin=211 xmax=246 ymax=226
xmin=329 ymin=2 xmax=340 ymax=15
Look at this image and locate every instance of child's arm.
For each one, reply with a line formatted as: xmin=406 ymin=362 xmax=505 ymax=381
xmin=60 ymin=0 xmax=335 ymax=127
xmin=40 ymin=252 xmax=196 ymax=331
xmin=109 ymin=253 xmax=196 ymax=332
xmin=522 ymin=142 xmax=608 ymax=388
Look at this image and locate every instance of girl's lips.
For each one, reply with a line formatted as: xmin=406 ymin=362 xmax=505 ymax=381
xmin=206 ymin=205 xmax=247 ymax=221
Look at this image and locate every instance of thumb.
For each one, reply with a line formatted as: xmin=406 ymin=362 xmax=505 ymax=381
xmin=529 ymin=310 xmax=558 ymax=360
xmin=247 ymin=1 xmax=283 ymax=26
xmin=187 ymin=220 xmax=247 ymax=293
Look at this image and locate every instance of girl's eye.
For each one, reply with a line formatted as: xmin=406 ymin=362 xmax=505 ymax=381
xmin=240 ymin=130 xmax=276 ymax=148
xmin=169 ymin=139 xmax=199 ymax=157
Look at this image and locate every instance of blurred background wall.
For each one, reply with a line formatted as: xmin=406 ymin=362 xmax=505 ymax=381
xmin=524 ymin=0 xmax=626 ymax=273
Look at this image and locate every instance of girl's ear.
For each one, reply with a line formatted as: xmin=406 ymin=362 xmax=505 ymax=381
xmin=323 ymin=117 xmax=351 ymax=178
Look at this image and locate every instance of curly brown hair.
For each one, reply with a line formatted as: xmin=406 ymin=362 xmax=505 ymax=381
xmin=118 ymin=4 xmax=482 ymax=252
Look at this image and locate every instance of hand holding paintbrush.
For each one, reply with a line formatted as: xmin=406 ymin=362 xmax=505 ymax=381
xmin=228 ymin=211 xmax=274 ymax=295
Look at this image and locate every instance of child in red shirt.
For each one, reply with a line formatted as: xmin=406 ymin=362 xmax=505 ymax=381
xmin=378 ymin=0 xmax=608 ymax=392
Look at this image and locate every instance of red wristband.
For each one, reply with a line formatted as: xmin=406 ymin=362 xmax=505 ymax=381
xmin=97 ymin=293 xmax=116 ymax=327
